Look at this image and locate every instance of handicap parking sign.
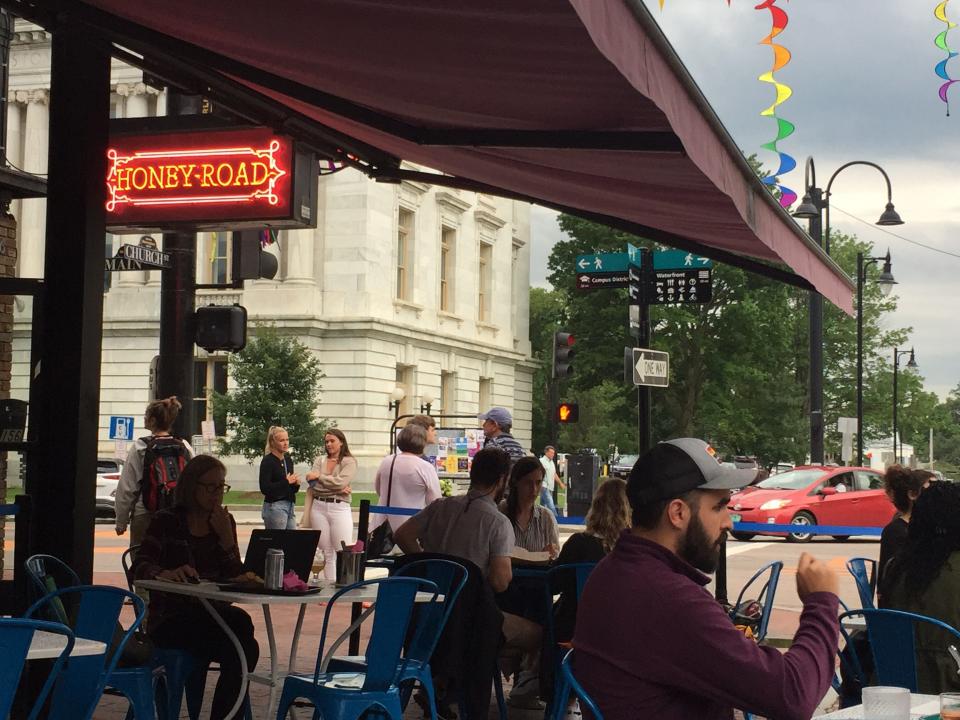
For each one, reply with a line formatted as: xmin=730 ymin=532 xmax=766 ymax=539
xmin=109 ymin=416 xmax=135 ymax=441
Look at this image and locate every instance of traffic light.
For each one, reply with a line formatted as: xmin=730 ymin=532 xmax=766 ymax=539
xmin=195 ymin=304 xmax=248 ymax=352
xmin=552 ymin=331 xmax=575 ymax=379
xmin=557 ymin=402 xmax=580 ymax=424
xmin=232 ymin=229 xmax=279 ymax=282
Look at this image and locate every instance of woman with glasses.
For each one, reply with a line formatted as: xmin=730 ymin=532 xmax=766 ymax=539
xmin=133 ymin=455 xmax=259 ymax=720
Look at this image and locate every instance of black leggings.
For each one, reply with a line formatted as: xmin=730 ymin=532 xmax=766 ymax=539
xmin=151 ymin=605 xmax=260 ymax=720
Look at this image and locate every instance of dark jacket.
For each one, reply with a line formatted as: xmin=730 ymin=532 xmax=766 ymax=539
xmin=573 ymin=532 xmax=839 ymax=720
xmin=393 ymin=552 xmax=503 ymax=720
xmin=259 ymin=452 xmax=298 ymax=503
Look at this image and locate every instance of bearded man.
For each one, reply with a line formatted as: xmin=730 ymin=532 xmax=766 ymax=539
xmin=572 ymin=438 xmax=840 ymax=720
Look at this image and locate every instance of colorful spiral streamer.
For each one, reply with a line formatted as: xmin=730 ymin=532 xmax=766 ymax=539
xmin=935 ymin=1 xmax=958 ymax=115
xmin=755 ymin=0 xmax=797 ymax=208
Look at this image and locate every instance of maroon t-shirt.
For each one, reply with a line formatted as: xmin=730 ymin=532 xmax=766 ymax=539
xmin=573 ymin=532 xmax=839 ymax=720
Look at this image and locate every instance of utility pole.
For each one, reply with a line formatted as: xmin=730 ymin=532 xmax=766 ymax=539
xmin=158 ymin=91 xmax=198 ymax=439
xmin=637 ymin=248 xmax=653 ymax=454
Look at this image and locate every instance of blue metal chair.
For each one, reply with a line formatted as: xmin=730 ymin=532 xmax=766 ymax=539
xmin=729 ymin=560 xmax=783 ymax=642
xmin=0 ymin=618 xmax=75 ymax=720
xmin=845 ymin=558 xmax=877 ymax=610
xmin=328 ymin=558 xmax=468 ymax=720
xmin=25 ymin=585 xmax=148 ymax=720
xmin=275 ymin=576 xmax=439 ymax=720
xmin=544 ymin=563 xmax=597 ymax=720
xmin=838 ymin=608 xmax=960 ymax=692
xmin=552 ymin=649 xmax=603 ymax=720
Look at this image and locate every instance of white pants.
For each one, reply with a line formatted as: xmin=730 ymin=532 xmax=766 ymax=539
xmin=309 ymin=500 xmax=354 ymax=580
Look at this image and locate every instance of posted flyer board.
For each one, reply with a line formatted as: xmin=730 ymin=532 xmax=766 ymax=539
xmin=396 ymin=426 xmax=484 ymax=481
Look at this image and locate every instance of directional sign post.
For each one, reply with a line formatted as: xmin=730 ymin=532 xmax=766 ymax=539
xmin=575 ymin=252 xmax=630 ymax=290
xmin=632 ymin=348 xmax=670 ymax=388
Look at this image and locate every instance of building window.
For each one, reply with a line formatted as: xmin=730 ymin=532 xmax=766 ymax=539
xmin=395 ymin=365 xmax=414 ymax=416
xmin=478 ymin=241 xmax=492 ymax=322
xmin=440 ymin=225 xmax=456 ymax=312
xmin=440 ymin=371 xmax=456 ymax=415
xmin=479 ymin=377 xmax=492 ymax=412
xmin=205 ymin=232 xmax=230 ymax=285
xmin=397 ymin=208 xmax=414 ymax=300
xmin=192 ymin=358 xmax=228 ymax=437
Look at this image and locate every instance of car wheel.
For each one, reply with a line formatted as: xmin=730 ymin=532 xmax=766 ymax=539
xmin=832 ymin=535 xmax=850 ymax=542
xmin=731 ymin=532 xmax=755 ymax=541
xmin=787 ymin=511 xmax=816 ymax=543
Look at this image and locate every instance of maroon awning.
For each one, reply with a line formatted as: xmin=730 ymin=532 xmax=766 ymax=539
xmin=70 ymin=0 xmax=852 ymax=311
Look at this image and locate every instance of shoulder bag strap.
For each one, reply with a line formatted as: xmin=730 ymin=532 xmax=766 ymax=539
xmin=385 ymin=456 xmax=398 ymax=507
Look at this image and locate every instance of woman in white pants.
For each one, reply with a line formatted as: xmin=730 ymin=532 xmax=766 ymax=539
xmin=301 ymin=429 xmax=356 ymax=580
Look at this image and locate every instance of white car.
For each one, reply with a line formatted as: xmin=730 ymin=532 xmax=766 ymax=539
xmin=95 ymin=458 xmax=123 ymax=519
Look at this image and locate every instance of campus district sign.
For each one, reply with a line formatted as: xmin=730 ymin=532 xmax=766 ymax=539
xmin=105 ymin=125 xmax=317 ymax=233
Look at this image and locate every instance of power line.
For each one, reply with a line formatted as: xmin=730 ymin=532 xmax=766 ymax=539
xmin=831 ymin=204 xmax=960 ymax=261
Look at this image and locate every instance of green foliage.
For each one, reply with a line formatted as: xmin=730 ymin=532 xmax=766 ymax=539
xmin=212 ymin=326 xmax=330 ymax=463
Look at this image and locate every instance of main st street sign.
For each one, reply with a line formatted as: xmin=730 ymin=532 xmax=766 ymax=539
xmin=105 ymin=123 xmax=318 ymax=234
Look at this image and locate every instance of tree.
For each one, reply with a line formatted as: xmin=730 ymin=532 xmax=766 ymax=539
xmin=212 ymin=326 xmax=330 ymax=463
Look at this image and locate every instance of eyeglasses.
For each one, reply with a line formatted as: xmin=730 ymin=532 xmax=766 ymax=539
xmin=198 ymin=483 xmax=231 ymax=495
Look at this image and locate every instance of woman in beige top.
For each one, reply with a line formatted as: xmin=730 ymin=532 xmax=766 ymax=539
xmin=300 ymin=428 xmax=357 ymax=580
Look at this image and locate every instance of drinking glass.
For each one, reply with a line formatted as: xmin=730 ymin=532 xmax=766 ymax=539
xmin=861 ymin=686 xmax=910 ymax=720
xmin=941 ymin=692 xmax=960 ymax=720
xmin=311 ymin=548 xmax=326 ymax=583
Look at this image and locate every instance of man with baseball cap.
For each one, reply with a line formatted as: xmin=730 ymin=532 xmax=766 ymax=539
xmin=572 ymin=438 xmax=840 ymax=720
xmin=479 ymin=407 xmax=525 ymax=461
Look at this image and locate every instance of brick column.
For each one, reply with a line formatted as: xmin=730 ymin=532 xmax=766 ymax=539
xmin=0 ymin=213 xmax=16 ymax=573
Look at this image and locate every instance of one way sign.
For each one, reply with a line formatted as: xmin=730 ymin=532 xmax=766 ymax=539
xmin=632 ymin=348 xmax=669 ymax=388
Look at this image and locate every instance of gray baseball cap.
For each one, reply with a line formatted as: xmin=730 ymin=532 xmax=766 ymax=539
xmin=478 ymin=407 xmax=513 ymax=427
xmin=628 ymin=438 xmax=758 ymax=504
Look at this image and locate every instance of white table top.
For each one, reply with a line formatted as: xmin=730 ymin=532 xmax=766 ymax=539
xmin=814 ymin=693 xmax=940 ymax=719
xmin=28 ymin=630 xmax=106 ymax=660
xmin=137 ymin=579 xmax=440 ymax=605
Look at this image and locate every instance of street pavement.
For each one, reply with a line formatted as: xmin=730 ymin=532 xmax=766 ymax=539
xmin=72 ymin=514 xmax=876 ymax=717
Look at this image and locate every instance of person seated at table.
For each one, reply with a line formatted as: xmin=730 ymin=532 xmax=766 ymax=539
xmin=882 ymin=481 xmax=960 ymax=693
xmin=877 ymin=465 xmax=934 ymax=604
xmin=553 ymin=477 xmax=631 ymax=643
xmin=501 ymin=456 xmax=561 ymax=559
xmin=133 ymin=455 xmax=259 ymax=720
xmin=573 ymin=438 xmax=840 ymax=720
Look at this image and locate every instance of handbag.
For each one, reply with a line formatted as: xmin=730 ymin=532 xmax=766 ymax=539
xmin=368 ymin=456 xmax=398 ymax=557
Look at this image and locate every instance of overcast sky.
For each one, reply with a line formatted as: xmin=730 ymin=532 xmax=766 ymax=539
xmin=531 ymin=0 xmax=960 ymax=399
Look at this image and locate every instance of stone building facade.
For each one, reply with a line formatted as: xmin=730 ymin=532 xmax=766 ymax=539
xmin=6 ymin=21 xmax=535 ymax=489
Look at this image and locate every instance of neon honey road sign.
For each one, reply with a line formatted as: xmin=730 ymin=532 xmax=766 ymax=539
xmin=105 ymin=124 xmax=317 ymax=233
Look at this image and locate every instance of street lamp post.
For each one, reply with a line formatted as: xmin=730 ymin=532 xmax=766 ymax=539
xmin=892 ymin=347 xmax=918 ymax=464
xmin=388 ymin=386 xmax=406 ymax=420
xmin=419 ymin=392 xmax=435 ymax=416
xmin=855 ymin=251 xmax=896 ymax=466
xmin=793 ymin=158 xmax=904 ymax=463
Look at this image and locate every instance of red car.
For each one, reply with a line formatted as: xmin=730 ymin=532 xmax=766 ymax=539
xmin=728 ymin=465 xmax=894 ymax=542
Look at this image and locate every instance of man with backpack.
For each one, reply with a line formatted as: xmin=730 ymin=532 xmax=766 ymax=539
xmin=115 ymin=397 xmax=194 ymax=546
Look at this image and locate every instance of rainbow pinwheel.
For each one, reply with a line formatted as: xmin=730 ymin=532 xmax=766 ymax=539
xmin=935 ymin=1 xmax=958 ymax=115
xmin=755 ymin=0 xmax=797 ymax=208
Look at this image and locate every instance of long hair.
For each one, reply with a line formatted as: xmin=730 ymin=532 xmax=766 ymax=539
xmin=264 ymin=425 xmax=287 ymax=455
xmin=883 ymin=464 xmax=934 ymax=513
xmin=145 ymin=396 xmax=181 ymax=433
xmin=175 ymin=455 xmax=226 ymax=512
xmin=895 ymin=482 xmax=960 ymax=601
xmin=586 ymin=478 xmax=632 ymax=552
xmin=504 ymin=456 xmax=545 ymax=525
xmin=325 ymin=428 xmax=353 ymax=459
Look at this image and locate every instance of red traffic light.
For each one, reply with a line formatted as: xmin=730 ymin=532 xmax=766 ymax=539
xmin=557 ymin=402 xmax=579 ymax=423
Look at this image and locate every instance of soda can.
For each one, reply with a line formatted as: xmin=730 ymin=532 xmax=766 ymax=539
xmin=264 ymin=548 xmax=285 ymax=590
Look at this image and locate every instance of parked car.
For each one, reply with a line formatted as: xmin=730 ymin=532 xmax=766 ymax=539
xmin=95 ymin=457 xmax=123 ymax=519
xmin=610 ymin=454 xmax=639 ymax=480
xmin=727 ymin=465 xmax=893 ymax=542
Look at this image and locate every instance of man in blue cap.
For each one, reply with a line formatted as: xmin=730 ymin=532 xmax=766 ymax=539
xmin=479 ymin=407 xmax=525 ymax=462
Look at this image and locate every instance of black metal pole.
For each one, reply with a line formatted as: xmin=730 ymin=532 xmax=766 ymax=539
xmin=892 ymin=347 xmax=899 ymax=465
xmin=350 ymin=498 xmax=371 ymax=655
xmin=549 ymin=377 xmax=559 ymax=451
xmin=637 ymin=249 xmax=653 ymax=454
xmin=31 ymin=23 xmax=110 ymax=582
xmin=715 ymin=536 xmax=727 ymax=605
xmin=856 ymin=253 xmax=865 ymax=467
xmin=158 ymin=92 xmax=198 ymax=439
xmin=807 ymin=189 xmax=825 ymax=464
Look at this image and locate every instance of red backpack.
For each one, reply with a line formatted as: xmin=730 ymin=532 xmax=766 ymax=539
xmin=140 ymin=435 xmax=189 ymax=512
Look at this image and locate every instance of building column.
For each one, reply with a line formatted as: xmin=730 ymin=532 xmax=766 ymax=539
xmin=18 ymin=90 xmax=47 ymax=279
xmin=282 ymin=228 xmax=315 ymax=284
xmin=116 ymin=84 xmax=150 ymax=287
